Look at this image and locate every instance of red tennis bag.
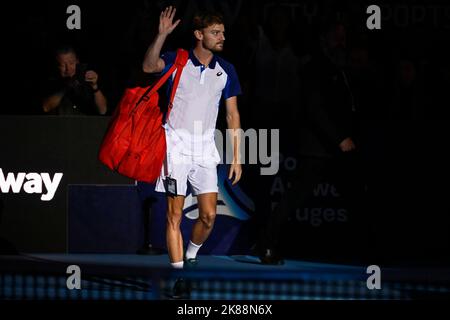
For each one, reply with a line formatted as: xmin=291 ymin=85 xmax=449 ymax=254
xmin=98 ymin=49 xmax=188 ymax=183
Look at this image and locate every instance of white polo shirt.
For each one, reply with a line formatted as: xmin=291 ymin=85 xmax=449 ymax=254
xmin=161 ymin=49 xmax=241 ymax=155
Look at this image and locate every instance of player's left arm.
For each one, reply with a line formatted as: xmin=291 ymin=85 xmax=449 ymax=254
xmin=225 ymin=96 xmax=242 ymax=185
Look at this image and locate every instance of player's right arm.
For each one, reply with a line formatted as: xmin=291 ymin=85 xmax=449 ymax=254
xmin=142 ymin=6 xmax=181 ymax=73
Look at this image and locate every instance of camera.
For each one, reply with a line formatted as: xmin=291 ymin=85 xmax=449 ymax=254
xmin=74 ymin=63 xmax=88 ymax=82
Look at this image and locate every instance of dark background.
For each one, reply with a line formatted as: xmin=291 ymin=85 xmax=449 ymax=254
xmin=0 ymin=0 xmax=449 ymax=266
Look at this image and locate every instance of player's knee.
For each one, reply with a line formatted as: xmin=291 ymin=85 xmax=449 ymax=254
xmin=199 ymin=211 xmax=216 ymax=229
xmin=166 ymin=208 xmax=183 ymax=229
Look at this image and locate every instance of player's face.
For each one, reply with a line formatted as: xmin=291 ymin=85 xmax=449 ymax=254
xmin=57 ymin=52 xmax=78 ymax=78
xmin=201 ymin=24 xmax=225 ymax=52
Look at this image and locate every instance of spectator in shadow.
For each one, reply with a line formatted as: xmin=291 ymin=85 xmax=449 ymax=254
xmin=381 ymin=56 xmax=428 ymax=259
xmin=256 ymin=19 xmax=364 ymax=265
xmin=245 ymin=5 xmax=302 ymax=257
xmin=42 ymin=45 xmax=108 ymax=115
xmin=250 ymin=4 xmax=300 ymax=131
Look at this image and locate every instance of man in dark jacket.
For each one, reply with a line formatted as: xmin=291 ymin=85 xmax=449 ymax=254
xmin=42 ymin=46 xmax=108 ymax=115
xmin=258 ymin=21 xmax=360 ymax=265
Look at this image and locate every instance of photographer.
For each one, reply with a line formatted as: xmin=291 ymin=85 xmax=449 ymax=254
xmin=42 ymin=45 xmax=107 ymax=115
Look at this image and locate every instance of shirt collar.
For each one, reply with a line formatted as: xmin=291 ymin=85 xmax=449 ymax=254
xmin=189 ymin=49 xmax=217 ymax=69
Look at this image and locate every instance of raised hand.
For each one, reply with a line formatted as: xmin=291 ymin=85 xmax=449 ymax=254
xmin=159 ymin=6 xmax=181 ymax=36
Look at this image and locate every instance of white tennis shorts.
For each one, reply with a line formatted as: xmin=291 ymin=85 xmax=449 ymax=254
xmin=155 ymin=131 xmax=221 ymax=196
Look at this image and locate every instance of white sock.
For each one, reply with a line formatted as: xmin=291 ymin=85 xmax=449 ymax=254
xmin=171 ymin=261 xmax=184 ymax=269
xmin=185 ymin=241 xmax=202 ymax=260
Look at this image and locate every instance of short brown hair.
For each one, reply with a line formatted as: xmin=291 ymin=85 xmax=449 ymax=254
xmin=192 ymin=11 xmax=224 ymax=31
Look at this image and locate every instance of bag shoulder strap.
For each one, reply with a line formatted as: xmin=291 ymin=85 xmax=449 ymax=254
xmin=140 ymin=49 xmax=188 ymax=102
xmin=165 ymin=49 xmax=189 ymax=122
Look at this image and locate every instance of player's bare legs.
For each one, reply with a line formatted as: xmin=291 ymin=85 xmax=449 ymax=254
xmin=166 ymin=195 xmax=186 ymax=263
xmin=191 ymin=193 xmax=217 ymax=246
